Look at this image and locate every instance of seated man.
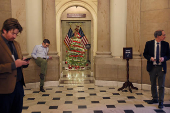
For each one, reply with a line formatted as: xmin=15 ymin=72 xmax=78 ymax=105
xmin=31 ymin=39 xmax=52 ymax=92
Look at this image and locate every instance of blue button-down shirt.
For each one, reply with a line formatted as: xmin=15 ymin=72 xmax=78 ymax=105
xmin=31 ymin=44 xmax=49 ymax=59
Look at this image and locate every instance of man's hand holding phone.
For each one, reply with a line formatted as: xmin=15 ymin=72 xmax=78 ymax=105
xmin=24 ymin=58 xmax=31 ymax=61
xmin=15 ymin=58 xmax=30 ymax=68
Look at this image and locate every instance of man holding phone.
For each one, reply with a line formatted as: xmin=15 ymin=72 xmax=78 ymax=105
xmin=143 ymin=30 xmax=170 ymax=108
xmin=24 ymin=57 xmax=32 ymax=61
xmin=31 ymin=39 xmax=52 ymax=92
xmin=0 ymin=18 xmax=29 ymax=113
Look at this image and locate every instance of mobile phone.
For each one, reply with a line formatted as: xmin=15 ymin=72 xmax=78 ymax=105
xmin=24 ymin=58 xmax=31 ymax=61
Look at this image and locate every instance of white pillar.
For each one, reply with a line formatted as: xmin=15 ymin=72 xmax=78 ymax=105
xmin=25 ymin=0 xmax=43 ymax=55
xmin=110 ymin=0 xmax=127 ymax=57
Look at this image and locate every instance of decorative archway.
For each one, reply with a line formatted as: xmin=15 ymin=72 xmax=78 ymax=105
xmin=55 ymin=0 xmax=97 ymax=56
xmin=55 ymin=0 xmax=97 ymax=73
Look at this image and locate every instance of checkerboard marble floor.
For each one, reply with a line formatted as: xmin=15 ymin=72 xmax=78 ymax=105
xmin=23 ymin=84 xmax=170 ymax=113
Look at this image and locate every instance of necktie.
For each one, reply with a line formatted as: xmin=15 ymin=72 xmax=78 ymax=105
xmin=8 ymin=41 xmax=18 ymax=59
xmin=8 ymin=41 xmax=13 ymax=54
xmin=156 ymin=42 xmax=159 ymax=64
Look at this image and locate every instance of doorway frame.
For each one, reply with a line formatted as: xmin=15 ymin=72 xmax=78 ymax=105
xmin=61 ymin=20 xmax=92 ymax=72
xmin=55 ymin=1 xmax=97 ymax=76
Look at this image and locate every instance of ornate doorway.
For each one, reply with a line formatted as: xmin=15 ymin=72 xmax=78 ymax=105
xmin=60 ymin=20 xmax=94 ymax=84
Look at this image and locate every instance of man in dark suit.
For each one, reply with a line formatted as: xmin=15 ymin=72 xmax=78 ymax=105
xmin=143 ymin=30 xmax=170 ymax=109
xmin=0 ymin=18 xmax=30 ymax=113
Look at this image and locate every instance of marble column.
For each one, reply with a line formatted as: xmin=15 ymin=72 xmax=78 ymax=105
xmin=42 ymin=0 xmax=58 ymax=55
xmin=11 ymin=0 xmax=28 ymax=55
xmin=127 ymin=0 xmax=140 ymax=58
xmin=110 ymin=0 xmax=127 ymax=58
xmin=96 ymin=0 xmax=112 ymax=57
xmin=25 ymin=0 xmax=43 ymax=55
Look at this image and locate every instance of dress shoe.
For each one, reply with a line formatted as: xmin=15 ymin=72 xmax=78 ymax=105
xmin=40 ymin=86 xmax=45 ymax=92
xmin=158 ymin=102 xmax=164 ymax=109
xmin=147 ymin=99 xmax=158 ymax=104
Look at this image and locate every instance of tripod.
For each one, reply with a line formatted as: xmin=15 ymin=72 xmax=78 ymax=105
xmin=118 ymin=59 xmax=138 ymax=93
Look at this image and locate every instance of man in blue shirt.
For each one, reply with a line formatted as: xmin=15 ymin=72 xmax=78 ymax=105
xmin=31 ymin=39 xmax=52 ymax=92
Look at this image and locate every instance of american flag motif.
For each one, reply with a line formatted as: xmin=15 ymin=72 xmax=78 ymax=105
xmin=79 ymin=27 xmax=89 ymax=48
xmin=64 ymin=28 xmax=73 ymax=49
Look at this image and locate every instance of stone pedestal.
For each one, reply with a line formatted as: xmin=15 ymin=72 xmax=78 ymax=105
xmin=23 ymin=56 xmax=60 ymax=83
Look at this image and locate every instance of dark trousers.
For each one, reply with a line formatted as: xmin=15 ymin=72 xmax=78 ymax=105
xmin=149 ymin=66 xmax=165 ymax=102
xmin=0 ymin=81 xmax=24 ymax=113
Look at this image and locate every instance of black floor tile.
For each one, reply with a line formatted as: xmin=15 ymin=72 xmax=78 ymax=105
xmin=98 ymin=86 xmax=103 ymax=87
xmin=49 ymin=106 xmax=58 ymax=109
xmin=112 ymin=93 xmax=120 ymax=95
xmin=90 ymin=93 xmax=96 ymax=96
xmin=164 ymin=104 xmax=170 ymax=107
xmin=124 ymin=110 xmax=134 ymax=113
xmin=53 ymin=97 xmax=60 ymax=100
xmin=109 ymin=88 xmax=115 ymax=89
xmin=103 ymin=97 xmax=110 ymax=99
xmin=91 ymin=101 xmax=99 ymax=103
xmin=143 ymin=100 xmax=150 ymax=103
xmin=63 ymin=111 xmax=72 ymax=113
xmin=46 ymin=88 xmax=52 ymax=90
xmin=106 ymin=105 xmax=115 ymax=108
xmin=134 ymin=104 xmax=144 ymax=107
xmin=100 ymin=90 xmax=106 ymax=92
xmin=27 ymin=98 xmax=35 ymax=100
xmin=78 ymin=97 xmax=85 ymax=99
xmin=94 ymin=110 xmax=103 ymax=113
xmin=67 ymin=88 xmax=73 ymax=90
xmin=66 ymin=94 xmax=73 ymax=96
xmin=118 ymin=100 xmax=126 ymax=103
xmin=55 ymin=91 xmax=62 ymax=93
xmin=37 ymin=101 xmax=46 ymax=104
xmin=42 ymin=94 xmax=49 ymax=96
xmin=33 ymin=91 xmax=40 ymax=93
xmin=78 ymin=91 xmax=84 ymax=93
xmin=154 ymin=109 xmax=165 ymax=113
xmin=58 ymin=86 xmax=64 ymax=87
xmin=88 ymin=88 xmax=94 ymax=90
xmin=32 ymin=112 xmax=41 ymax=113
xmin=22 ymin=106 xmax=29 ymax=110
xmin=136 ymin=93 xmax=143 ymax=95
xmin=77 ymin=86 xmax=84 ymax=87
xmin=127 ymin=96 xmax=135 ymax=99
xmin=122 ymin=90 xmax=128 ymax=92
xmin=65 ymin=101 xmax=72 ymax=104
xmin=78 ymin=105 xmax=87 ymax=109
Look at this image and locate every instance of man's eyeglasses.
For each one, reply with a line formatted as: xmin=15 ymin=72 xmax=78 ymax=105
xmin=45 ymin=44 xmax=49 ymax=47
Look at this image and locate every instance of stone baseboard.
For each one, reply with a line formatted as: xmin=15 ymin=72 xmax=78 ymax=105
xmin=24 ymin=81 xmax=59 ymax=89
xmin=95 ymin=80 xmax=170 ymax=94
